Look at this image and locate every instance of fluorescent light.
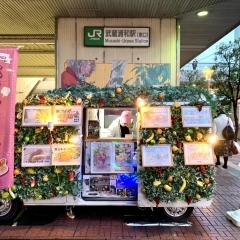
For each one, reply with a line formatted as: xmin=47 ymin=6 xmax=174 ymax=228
xmin=197 ymin=11 xmax=208 ymax=17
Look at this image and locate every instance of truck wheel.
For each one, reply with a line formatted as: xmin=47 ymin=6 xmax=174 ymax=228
xmin=158 ymin=207 xmax=194 ymax=222
xmin=0 ymin=198 xmax=21 ymax=222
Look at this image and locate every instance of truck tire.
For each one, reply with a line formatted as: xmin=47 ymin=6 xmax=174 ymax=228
xmin=158 ymin=207 xmax=194 ymax=222
xmin=0 ymin=198 xmax=21 ymax=222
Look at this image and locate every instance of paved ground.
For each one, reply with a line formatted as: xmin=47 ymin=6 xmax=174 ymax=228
xmin=1 ymin=154 xmax=240 ymax=240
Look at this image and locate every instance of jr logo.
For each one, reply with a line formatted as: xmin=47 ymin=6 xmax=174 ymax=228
xmin=88 ymin=29 xmax=102 ymax=38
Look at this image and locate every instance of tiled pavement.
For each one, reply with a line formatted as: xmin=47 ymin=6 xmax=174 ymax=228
xmin=1 ymin=156 xmax=240 ymax=240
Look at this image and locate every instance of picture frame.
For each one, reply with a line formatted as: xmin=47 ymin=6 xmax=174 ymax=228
xmin=141 ymin=144 xmax=173 ymax=167
xmin=87 ymin=120 xmax=100 ymax=139
xmin=22 ymin=106 xmax=52 ymax=127
xmin=21 ymin=145 xmax=51 ymax=167
xmin=113 ymin=142 xmax=134 ymax=173
xmin=53 ymin=105 xmax=83 ymax=126
xmin=140 ymin=106 xmax=172 ymax=128
xmin=183 ymin=143 xmax=214 ymax=165
xmin=90 ymin=142 xmax=113 ymax=173
xmin=51 ymin=144 xmax=82 ymax=166
xmin=181 ymin=106 xmax=212 ymax=127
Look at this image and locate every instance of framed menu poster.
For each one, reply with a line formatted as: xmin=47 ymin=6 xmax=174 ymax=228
xmin=22 ymin=106 xmax=52 ymax=126
xmin=51 ymin=144 xmax=82 ymax=166
xmin=140 ymin=107 xmax=171 ymax=128
xmin=183 ymin=143 xmax=214 ymax=165
xmin=181 ymin=106 xmax=212 ymax=127
xmin=53 ymin=105 xmax=83 ymax=126
xmin=141 ymin=144 xmax=173 ymax=167
xmin=21 ymin=145 xmax=51 ymax=167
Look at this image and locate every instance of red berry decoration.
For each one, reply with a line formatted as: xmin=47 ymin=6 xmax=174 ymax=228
xmin=171 ymin=115 xmax=177 ymax=125
xmin=68 ymin=171 xmax=75 ymax=181
xmin=39 ymin=95 xmax=46 ymax=103
xmin=157 ymin=167 xmax=162 ymax=177
xmin=154 ymin=197 xmax=160 ymax=208
xmin=177 ymin=139 xmax=183 ymax=148
xmin=51 ymin=188 xmax=56 ymax=197
xmin=21 ymin=177 xmax=27 ymax=186
xmin=199 ymin=165 xmax=205 ymax=174
xmin=47 ymin=136 xmax=52 ymax=144
xmin=186 ymin=196 xmax=192 ymax=205
xmin=138 ymin=139 xmax=144 ymax=146
xmin=51 ymin=129 xmax=57 ymax=135
xmin=98 ymin=98 xmax=104 ymax=107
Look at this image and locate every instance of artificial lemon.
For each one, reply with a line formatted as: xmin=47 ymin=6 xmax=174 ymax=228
xmin=185 ymin=135 xmax=192 ymax=141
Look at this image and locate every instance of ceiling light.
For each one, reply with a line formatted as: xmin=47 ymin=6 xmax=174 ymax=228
xmin=197 ymin=11 xmax=208 ymax=17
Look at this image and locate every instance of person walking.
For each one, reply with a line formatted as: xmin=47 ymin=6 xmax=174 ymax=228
xmin=213 ymin=108 xmax=234 ymax=169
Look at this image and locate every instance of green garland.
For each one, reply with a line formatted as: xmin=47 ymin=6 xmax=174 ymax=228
xmin=0 ymin=83 xmax=216 ymax=204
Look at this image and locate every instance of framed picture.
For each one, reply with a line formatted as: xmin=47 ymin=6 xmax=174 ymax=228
xmin=51 ymin=144 xmax=82 ymax=166
xmin=183 ymin=143 xmax=214 ymax=165
xmin=22 ymin=106 xmax=52 ymax=127
xmin=53 ymin=105 xmax=83 ymax=126
xmin=113 ymin=142 xmax=134 ymax=173
xmin=140 ymin=106 xmax=171 ymax=128
xmin=90 ymin=142 xmax=113 ymax=173
xmin=87 ymin=120 xmax=100 ymax=139
xmin=181 ymin=106 xmax=212 ymax=127
xmin=21 ymin=145 xmax=51 ymax=167
xmin=141 ymin=144 xmax=173 ymax=167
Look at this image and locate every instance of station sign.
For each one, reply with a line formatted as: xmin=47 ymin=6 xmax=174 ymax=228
xmin=84 ymin=27 xmax=150 ymax=47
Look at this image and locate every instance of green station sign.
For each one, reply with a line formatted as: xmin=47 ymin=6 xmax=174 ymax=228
xmin=84 ymin=27 xmax=150 ymax=47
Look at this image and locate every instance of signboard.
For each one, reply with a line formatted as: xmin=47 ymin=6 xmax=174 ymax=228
xmin=183 ymin=143 xmax=214 ymax=165
xmin=84 ymin=27 xmax=150 ymax=47
xmin=0 ymin=47 xmax=18 ymax=189
xmin=181 ymin=106 xmax=212 ymax=127
xmin=141 ymin=144 xmax=173 ymax=167
xmin=51 ymin=144 xmax=82 ymax=166
xmin=21 ymin=145 xmax=51 ymax=167
xmin=22 ymin=106 xmax=52 ymax=126
xmin=140 ymin=106 xmax=171 ymax=128
xmin=53 ymin=105 xmax=83 ymax=126
xmin=22 ymin=105 xmax=83 ymax=127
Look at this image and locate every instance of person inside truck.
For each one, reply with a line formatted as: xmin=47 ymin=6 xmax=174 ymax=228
xmin=107 ymin=111 xmax=134 ymax=138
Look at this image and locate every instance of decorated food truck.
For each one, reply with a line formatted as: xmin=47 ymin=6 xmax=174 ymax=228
xmin=0 ymin=83 xmax=217 ymax=223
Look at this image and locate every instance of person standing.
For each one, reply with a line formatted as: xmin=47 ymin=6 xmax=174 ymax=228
xmin=213 ymin=108 xmax=234 ymax=169
xmin=192 ymin=59 xmax=198 ymax=70
xmin=107 ymin=111 xmax=134 ymax=138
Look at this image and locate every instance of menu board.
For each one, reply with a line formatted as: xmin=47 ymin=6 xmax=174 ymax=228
xmin=141 ymin=144 xmax=173 ymax=167
xmin=183 ymin=143 xmax=214 ymax=165
xmin=181 ymin=106 xmax=212 ymax=127
xmin=51 ymin=144 xmax=82 ymax=166
xmin=140 ymin=107 xmax=171 ymax=128
xmin=22 ymin=106 xmax=52 ymax=126
xmin=53 ymin=105 xmax=83 ymax=126
xmin=21 ymin=145 xmax=51 ymax=167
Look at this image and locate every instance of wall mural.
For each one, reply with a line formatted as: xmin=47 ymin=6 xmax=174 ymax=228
xmin=61 ymin=60 xmax=171 ymax=88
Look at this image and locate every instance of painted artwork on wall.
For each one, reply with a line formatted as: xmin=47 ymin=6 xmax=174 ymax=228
xmin=61 ymin=60 xmax=96 ymax=88
xmin=60 ymin=60 xmax=171 ymax=88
